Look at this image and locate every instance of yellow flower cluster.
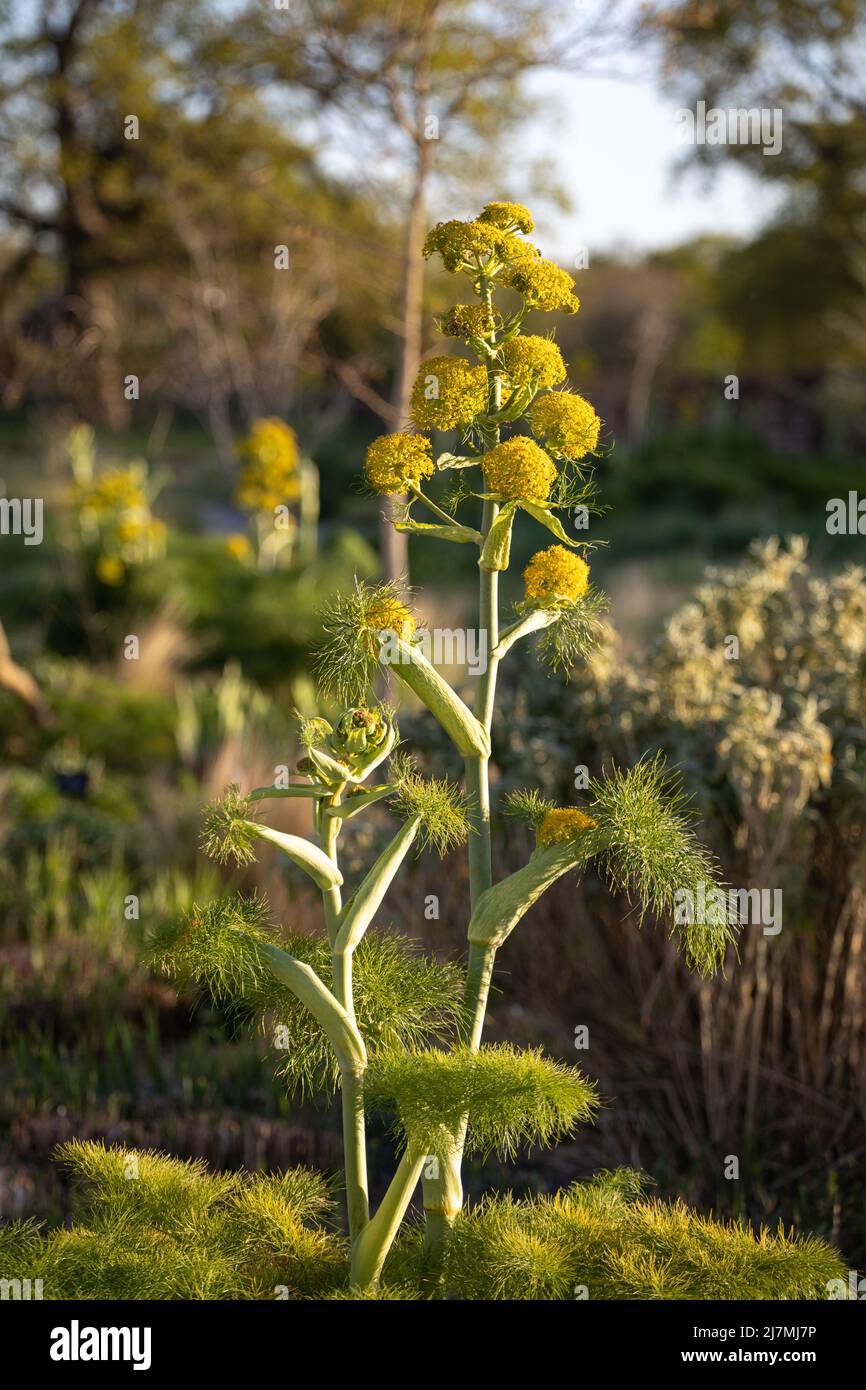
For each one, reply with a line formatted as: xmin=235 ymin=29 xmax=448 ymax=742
xmin=365 ymin=433 xmax=434 ymax=495
xmin=423 ymin=219 xmax=507 ymax=273
xmin=364 ymin=596 xmax=417 ymax=648
xmin=236 ymin=418 xmax=300 ymax=512
xmin=483 ymin=437 xmax=558 ymax=503
xmin=478 ymin=201 xmax=534 ymax=234
xmin=95 ymin=556 xmax=126 ymax=586
xmin=523 ymin=545 xmax=590 ymax=606
xmin=411 ymin=356 xmax=488 ymax=431
xmin=503 ymin=252 xmax=580 ymax=313
xmin=225 ymin=533 xmax=252 ymax=562
xmin=498 ymin=336 xmax=567 ymax=391
xmin=74 ymin=463 xmax=165 ymax=582
xmin=537 ymin=807 xmax=597 ymax=846
xmin=440 ymin=304 xmax=498 ymax=340
xmin=529 ymin=392 xmax=600 ymax=459
xmin=78 ymin=466 xmax=147 ymax=516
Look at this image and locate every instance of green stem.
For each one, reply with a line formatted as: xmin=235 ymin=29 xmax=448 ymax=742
xmin=350 ymin=1147 xmax=426 ymax=1290
xmin=410 ymin=483 xmax=462 ymax=527
xmin=320 ymin=788 xmax=369 ymax=1247
xmin=422 ymin=276 xmax=504 ymax=1287
xmin=320 ymin=787 xmax=344 ymax=947
xmin=422 ymin=497 xmax=502 ymax=1287
xmin=463 ymin=941 xmax=498 ymax=1049
xmin=339 ymin=1063 xmax=370 ymax=1247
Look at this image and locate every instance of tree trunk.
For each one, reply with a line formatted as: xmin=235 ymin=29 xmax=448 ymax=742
xmin=381 ymin=136 xmax=432 ymax=586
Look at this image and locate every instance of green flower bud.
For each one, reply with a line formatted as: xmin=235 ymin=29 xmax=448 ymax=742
xmin=327 ymin=706 xmax=398 ymax=783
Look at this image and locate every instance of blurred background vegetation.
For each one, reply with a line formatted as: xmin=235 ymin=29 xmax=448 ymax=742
xmin=0 ymin=1 xmax=864 ymax=1271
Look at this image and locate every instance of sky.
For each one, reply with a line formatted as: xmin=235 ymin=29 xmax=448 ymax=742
xmin=526 ymin=71 xmax=785 ymax=261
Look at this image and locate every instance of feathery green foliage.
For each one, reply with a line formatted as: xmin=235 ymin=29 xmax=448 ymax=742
xmin=535 ymin=585 xmax=608 ymax=675
xmin=145 ymin=892 xmax=276 ymax=1002
xmin=387 ymin=1169 xmax=845 ymax=1301
xmin=586 ymin=756 xmax=736 ymax=975
xmin=503 ymin=787 xmax=554 ymax=828
xmin=365 ymin=1044 xmax=599 ymax=1159
xmin=314 ymin=579 xmax=417 ymax=704
xmin=200 ymin=783 xmax=261 ymax=866
xmin=3 ymin=1142 xmax=346 ymax=1300
xmin=388 ymin=751 xmax=470 ymax=855
xmin=147 ymin=900 xmax=464 ymax=1096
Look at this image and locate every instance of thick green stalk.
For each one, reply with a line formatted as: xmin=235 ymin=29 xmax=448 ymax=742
xmin=339 ymin=1064 xmax=370 ymax=1247
xmin=319 ymin=787 xmax=344 ymax=947
xmin=421 ymin=294 xmax=512 ymax=1280
xmin=422 ymin=492 xmax=502 ymax=1282
xmin=350 ymin=1147 xmax=427 ymax=1290
xmin=463 ymin=940 xmax=498 ymax=1049
xmin=319 ymin=788 xmax=370 ymax=1246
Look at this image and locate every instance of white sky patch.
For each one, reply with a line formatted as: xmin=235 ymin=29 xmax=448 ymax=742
xmin=519 ymin=71 xmax=785 ymax=257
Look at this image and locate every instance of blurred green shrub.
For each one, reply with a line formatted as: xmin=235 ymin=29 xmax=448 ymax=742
xmin=494 ymin=536 xmax=865 ymax=1253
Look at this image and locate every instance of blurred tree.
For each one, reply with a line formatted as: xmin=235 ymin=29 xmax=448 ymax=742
xmin=646 ymin=1 xmax=866 ymax=383
xmin=0 ymin=0 xmax=386 ymax=449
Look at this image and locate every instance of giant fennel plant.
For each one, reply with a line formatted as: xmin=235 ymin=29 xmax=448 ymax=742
xmin=6 ymin=203 xmax=844 ymax=1300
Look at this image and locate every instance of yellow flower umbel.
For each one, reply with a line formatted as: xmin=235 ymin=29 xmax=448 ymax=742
xmin=523 ymin=545 xmax=590 ymax=608
xmin=439 ymin=304 xmax=499 ymax=340
xmin=478 ymin=201 xmax=535 ymax=234
xmin=529 ymin=392 xmax=600 ymax=460
xmin=365 ymin=434 xmax=434 ymax=496
xmin=73 ymin=460 xmax=165 ymax=578
xmin=411 ymin=356 xmax=488 ymax=431
xmin=503 ymin=253 xmax=580 ymax=314
xmin=483 ymin=438 xmax=557 ymax=504
xmin=498 ymin=336 xmax=567 ymax=391
xmin=236 ymin=418 xmax=300 ymax=511
xmin=78 ymin=466 xmax=147 ymax=516
xmin=537 ymin=807 xmax=597 ymax=846
xmin=422 ymin=219 xmax=508 ymax=273
xmin=364 ymin=595 xmax=417 ymax=649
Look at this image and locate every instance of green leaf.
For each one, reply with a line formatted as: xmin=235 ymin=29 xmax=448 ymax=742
xmin=395 ymin=518 xmax=482 ymax=544
xmin=378 ymin=635 xmax=490 ymax=759
xmin=256 ymin=940 xmax=367 ymax=1072
xmin=366 ymin=1044 xmax=598 ymax=1159
xmin=249 ymin=784 xmax=330 ymax=802
xmin=324 ymin=786 xmax=392 ymax=821
xmin=306 ymin=745 xmax=352 ymax=785
xmin=494 ymin=607 xmax=558 ymax=658
xmin=519 ymin=501 xmax=584 ymax=548
xmin=250 ymin=824 xmax=343 ymax=891
xmin=467 ymin=840 xmax=593 ymax=949
xmin=478 ymin=501 xmax=518 ymax=573
xmin=335 ymin=817 xmax=421 ymax=954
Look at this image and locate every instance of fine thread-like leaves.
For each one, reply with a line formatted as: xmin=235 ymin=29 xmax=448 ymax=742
xmin=365 ymin=1043 xmax=599 ymax=1159
xmin=146 ymin=898 xmax=464 ymax=1096
xmin=385 ymin=1168 xmax=845 ymax=1301
xmin=388 ymin=750 xmax=470 ymax=856
xmin=583 ymin=755 xmax=736 ymax=975
xmin=535 ymin=585 xmax=608 ymax=676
